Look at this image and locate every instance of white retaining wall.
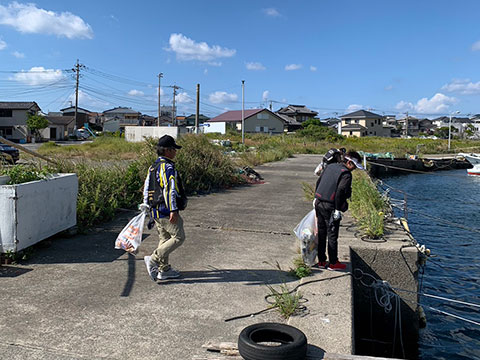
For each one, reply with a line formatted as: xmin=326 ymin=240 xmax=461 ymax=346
xmin=125 ymin=126 xmax=180 ymax=142
xmin=0 ymin=173 xmax=78 ymax=252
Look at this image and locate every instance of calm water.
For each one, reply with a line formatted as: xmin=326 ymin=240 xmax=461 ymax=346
xmin=382 ymin=169 xmax=480 ymax=360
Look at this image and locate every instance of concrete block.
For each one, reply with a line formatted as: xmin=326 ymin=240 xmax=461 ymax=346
xmin=0 ymin=173 xmax=78 ymax=252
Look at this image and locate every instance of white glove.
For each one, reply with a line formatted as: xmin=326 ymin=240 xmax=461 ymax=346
xmin=312 ymin=198 xmax=316 ymax=208
xmin=138 ymin=203 xmax=150 ymax=212
xmin=333 ymin=210 xmax=342 ymax=221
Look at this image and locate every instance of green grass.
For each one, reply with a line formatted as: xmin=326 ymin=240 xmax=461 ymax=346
xmin=349 ymin=171 xmax=387 ymax=238
xmin=289 ymin=256 xmax=312 ymax=278
xmin=266 ymin=283 xmax=304 ymax=318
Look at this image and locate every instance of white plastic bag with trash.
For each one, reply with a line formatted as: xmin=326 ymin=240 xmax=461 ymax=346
xmin=115 ymin=212 xmax=146 ymax=255
xmin=293 ymin=209 xmax=318 ymax=266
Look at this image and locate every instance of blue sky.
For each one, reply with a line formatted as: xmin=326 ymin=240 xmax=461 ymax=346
xmin=1 ymin=0 xmax=480 ymax=119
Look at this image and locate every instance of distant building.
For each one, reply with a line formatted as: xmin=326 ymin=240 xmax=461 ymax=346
xmin=184 ymin=114 xmax=210 ymax=127
xmin=207 ymin=108 xmax=285 ymax=134
xmin=276 ymin=104 xmax=318 ymax=123
xmin=0 ymin=101 xmax=41 ymax=142
xmin=41 ymin=114 xmax=76 ymax=140
xmin=60 ymin=106 xmax=90 ymax=129
xmin=103 ymin=107 xmax=141 ymax=132
xmin=275 ymin=113 xmax=302 ymax=132
xmin=340 ymin=110 xmax=388 ymax=137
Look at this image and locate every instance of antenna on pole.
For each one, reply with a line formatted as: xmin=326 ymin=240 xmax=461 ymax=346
xmin=157 ymin=73 xmax=163 ymax=126
xmin=241 ymin=80 xmax=245 ymax=144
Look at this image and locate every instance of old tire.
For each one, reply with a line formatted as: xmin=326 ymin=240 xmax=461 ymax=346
xmin=238 ymin=322 xmax=307 ymax=360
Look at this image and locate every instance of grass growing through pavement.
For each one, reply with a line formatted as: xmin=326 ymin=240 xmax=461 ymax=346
xmin=289 ymin=256 xmax=312 ymax=278
xmin=266 ymin=283 xmax=304 ymax=319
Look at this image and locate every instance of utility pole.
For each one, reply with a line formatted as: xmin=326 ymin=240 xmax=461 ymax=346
xmin=73 ymin=59 xmax=84 ymax=130
xmin=241 ymin=80 xmax=245 ymax=144
xmin=157 ymin=73 xmax=163 ymax=126
xmin=405 ymin=112 xmax=409 ymax=137
xmin=195 ymin=83 xmax=200 ymax=134
xmin=269 ymin=100 xmax=273 ymax=111
xmin=171 ymin=85 xmax=179 ymax=125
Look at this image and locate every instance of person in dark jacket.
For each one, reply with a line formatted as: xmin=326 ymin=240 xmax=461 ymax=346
xmin=314 ymin=150 xmax=363 ymax=270
xmin=142 ymin=135 xmax=188 ymax=281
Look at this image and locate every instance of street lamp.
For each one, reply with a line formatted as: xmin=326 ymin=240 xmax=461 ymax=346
xmin=448 ymin=110 xmax=460 ymax=151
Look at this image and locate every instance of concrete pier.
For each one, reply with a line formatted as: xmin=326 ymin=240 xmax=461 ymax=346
xmin=0 ymin=154 xmax=418 ymax=359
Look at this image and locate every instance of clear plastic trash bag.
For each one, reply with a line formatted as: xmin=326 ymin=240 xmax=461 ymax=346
xmin=293 ymin=209 xmax=318 ymax=266
xmin=115 ymin=212 xmax=146 ymax=255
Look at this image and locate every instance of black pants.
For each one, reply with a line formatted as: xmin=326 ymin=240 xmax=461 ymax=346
xmin=315 ymin=200 xmax=341 ymax=264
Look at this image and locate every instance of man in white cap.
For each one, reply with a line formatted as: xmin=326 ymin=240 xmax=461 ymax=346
xmin=313 ymin=150 xmax=363 ymax=270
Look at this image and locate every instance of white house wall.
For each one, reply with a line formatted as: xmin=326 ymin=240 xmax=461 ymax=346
xmin=203 ymin=122 xmax=226 ymax=134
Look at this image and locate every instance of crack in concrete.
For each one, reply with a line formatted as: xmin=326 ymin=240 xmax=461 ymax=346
xmin=191 ymin=224 xmax=291 ymax=236
xmin=0 ymin=341 xmax=117 ymax=359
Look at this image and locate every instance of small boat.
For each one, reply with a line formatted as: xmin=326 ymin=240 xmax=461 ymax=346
xmin=458 ymin=153 xmax=480 ymax=176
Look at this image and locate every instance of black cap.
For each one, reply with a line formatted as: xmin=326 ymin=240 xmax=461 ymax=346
xmin=157 ymin=135 xmax=182 ymax=149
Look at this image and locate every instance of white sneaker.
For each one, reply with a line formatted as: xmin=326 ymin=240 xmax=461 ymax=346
xmin=144 ymin=256 xmax=158 ymax=281
xmin=157 ymin=267 xmax=180 ymax=280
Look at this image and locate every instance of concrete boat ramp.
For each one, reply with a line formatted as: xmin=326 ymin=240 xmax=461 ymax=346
xmin=0 ymin=154 xmax=415 ymax=359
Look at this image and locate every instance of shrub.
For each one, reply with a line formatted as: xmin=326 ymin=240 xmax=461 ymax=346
xmin=175 ymin=134 xmax=245 ymax=193
xmin=349 ymin=171 xmax=387 ymax=238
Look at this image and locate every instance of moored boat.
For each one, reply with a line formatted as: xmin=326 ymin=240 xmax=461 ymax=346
xmin=458 ymin=153 xmax=480 ymax=175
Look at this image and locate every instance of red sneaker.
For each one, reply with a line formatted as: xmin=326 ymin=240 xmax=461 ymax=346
xmin=328 ymin=261 xmax=347 ymax=271
xmin=313 ymin=261 xmax=327 ymax=269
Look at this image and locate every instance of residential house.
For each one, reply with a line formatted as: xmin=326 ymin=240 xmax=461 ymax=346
xmin=432 ymin=116 xmax=471 ymax=136
xmin=207 ymin=108 xmax=285 ymax=134
xmin=418 ymin=119 xmax=435 ymax=135
xmin=276 ymin=113 xmax=302 ymax=132
xmin=340 ymin=110 xmax=387 ymax=137
xmin=276 ymin=104 xmax=318 ymax=123
xmin=41 ymin=114 xmax=76 ymax=140
xmin=184 ymin=114 xmax=210 ymax=127
xmin=0 ymin=101 xmax=41 ymax=142
xmin=103 ymin=107 xmax=141 ymax=132
xmin=321 ymin=117 xmax=341 ymax=133
xmin=140 ymin=114 xmax=157 ymax=126
xmin=60 ymin=106 xmax=91 ymax=129
xmin=397 ymin=117 xmax=420 ymax=137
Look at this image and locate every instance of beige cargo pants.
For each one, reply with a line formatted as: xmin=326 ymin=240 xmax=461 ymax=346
xmin=151 ymin=215 xmax=186 ymax=271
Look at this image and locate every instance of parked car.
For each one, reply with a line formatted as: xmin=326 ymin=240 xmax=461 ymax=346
xmin=0 ymin=143 xmax=20 ymax=164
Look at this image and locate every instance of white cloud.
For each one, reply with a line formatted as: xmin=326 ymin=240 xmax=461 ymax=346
xmin=285 ymin=64 xmax=302 ymax=71
xmin=208 ymin=91 xmax=238 ymax=104
xmin=384 ymin=85 xmax=393 ymax=91
xmin=246 ymin=62 xmax=266 ymax=71
xmin=395 ymin=93 xmax=457 ymax=114
xmin=157 ymin=87 xmax=165 ymax=96
xmin=0 ymin=2 xmax=93 ymax=39
xmin=69 ymin=90 xmax=109 ymax=109
xmin=263 ymin=8 xmax=281 ymax=17
xmin=472 ymin=40 xmax=480 ymax=51
xmin=441 ymin=79 xmax=480 ymax=95
xmin=310 ymin=65 xmax=317 ymax=72
xmin=204 ymin=69 xmax=208 ymax=75
xmin=12 ymin=50 xmax=24 ymax=58
xmin=167 ymin=33 xmax=236 ymax=62
xmin=128 ymin=89 xmax=144 ymax=97
xmin=175 ymin=92 xmax=193 ymax=104
xmin=10 ymin=66 xmax=65 ymax=86
xmin=346 ymin=104 xmax=363 ymax=112
xmin=262 ymin=90 xmax=269 ymax=101
xmin=0 ymin=38 xmax=6 ymax=50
